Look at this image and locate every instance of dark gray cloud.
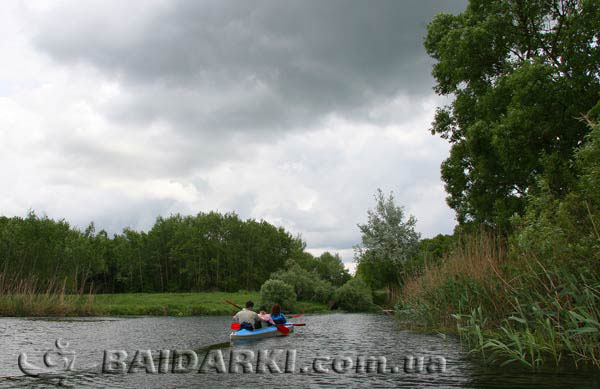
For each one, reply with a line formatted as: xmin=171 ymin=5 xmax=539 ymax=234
xmin=33 ymin=0 xmax=466 ymax=136
xmin=0 ymin=1 xmax=465 ymax=270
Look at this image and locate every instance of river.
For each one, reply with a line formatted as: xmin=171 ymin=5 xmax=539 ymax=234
xmin=0 ymin=313 xmax=598 ymax=388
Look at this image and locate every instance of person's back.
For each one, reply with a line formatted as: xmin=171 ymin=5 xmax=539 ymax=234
xmin=257 ymin=306 xmax=275 ymax=327
xmin=270 ymin=303 xmax=287 ymax=325
xmin=233 ymin=301 xmax=258 ymax=330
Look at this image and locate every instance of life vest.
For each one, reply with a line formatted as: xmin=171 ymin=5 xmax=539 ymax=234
xmin=271 ymin=313 xmax=286 ymax=325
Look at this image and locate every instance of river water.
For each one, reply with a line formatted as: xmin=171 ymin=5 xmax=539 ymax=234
xmin=0 ymin=313 xmax=598 ymax=388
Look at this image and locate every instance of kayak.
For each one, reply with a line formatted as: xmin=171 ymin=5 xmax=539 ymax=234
xmin=230 ymin=323 xmax=294 ymax=342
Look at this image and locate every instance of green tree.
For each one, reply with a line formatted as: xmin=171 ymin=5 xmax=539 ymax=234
xmin=425 ymin=0 xmax=600 ymax=230
xmin=0 ymin=210 xmax=305 ymax=294
xmin=333 ymin=278 xmax=373 ymax=312
xmin=404 ymin=234 xmax=457 ymax=278
xmin=354 ymin=189 xmax=420 ymax=296
xmin=271 ymin=261 xmax=336 ymax=304
xmin=260 ymin=279 xmax=297 ymax=310
xmin=314 ymin=252 xmax=351 ymax=287
xmin=512 ymin=119 xmax=600 ymax=274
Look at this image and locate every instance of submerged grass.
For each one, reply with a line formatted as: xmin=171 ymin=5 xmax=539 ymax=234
xmin=398 ymin=232 xmax=600 ymax=369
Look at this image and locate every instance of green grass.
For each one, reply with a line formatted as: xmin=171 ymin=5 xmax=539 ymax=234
xmin=0 ymin=291 xmax=330 ymax=317
xmin=92 ymin=292 xmax=261 ymax=316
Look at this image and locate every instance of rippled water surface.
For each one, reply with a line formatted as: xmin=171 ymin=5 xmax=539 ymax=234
xmin=1 ymin=314 xmax=599 ymax=388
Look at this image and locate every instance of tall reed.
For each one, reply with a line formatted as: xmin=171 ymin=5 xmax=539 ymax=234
xmin=0 ymin=273 xmax=97 ymax=317
xmin=399 ymin=232 xmax=600 ymax=368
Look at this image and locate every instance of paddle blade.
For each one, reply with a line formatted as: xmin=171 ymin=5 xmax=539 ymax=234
xmin=292 ymin=323 xmax=305 ymax=326
xmin=231 ymin=323 xmax=241 ymax=331
xmin=290 ymin=314 xmax=304 ymax=319
xmin=276 ymin=325 xmax=290 ymax=335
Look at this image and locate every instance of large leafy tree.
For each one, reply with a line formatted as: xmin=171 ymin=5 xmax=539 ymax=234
xmin=425 ymin=0 xmax=600 ymax=230
xmin=314 ymin=252 xmax=352 ymax=287
xmin=354 ymin=189 xmax=420 ymax=296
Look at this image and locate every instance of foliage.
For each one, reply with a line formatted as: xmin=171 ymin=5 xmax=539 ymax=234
xmin=372 ymin=289 xmax=389 ymax=307
xmin=287 ymin=251 xmax=351 ymax=287
xmin=0 ymin=281 xmax=331 ymax=317
xmin=271 ymin=262 xmax=335 ymax=304
xmin=400 ymin=124 xmax=600 ymax=368
xmin=425 ymin=0 xmax=600 ymax=229
xmin=333 ymin=278 xmax=373 ymax=312
xmin=511 ymin=121 xmax=600 ymax=275
xmin=313 ymin=252 xmax=352 ymax=286
xmin=400 ymin=231 xmax=600 ymax=368
xmin=0 ymin=211 xmax=304 ymax=294
xmin=404 ymin=234 xmax=457 ymax=278
xmin=354 ymin=189 xmax=420 ymax=294
xmin=402 ymin=0 xmax=600 ymax=368
xmin=259 ymin=279 xmax=297 ymax=310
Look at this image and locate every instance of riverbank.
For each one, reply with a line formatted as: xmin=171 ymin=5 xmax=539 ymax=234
xmin=0 ymin=291 xmax=330 ymax=317
xmin=397 ymin=233 xmax=600 ymax=369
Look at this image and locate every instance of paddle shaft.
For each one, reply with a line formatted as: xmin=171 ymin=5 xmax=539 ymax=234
xmin=224 ymin=299 xmax=243 ymax=310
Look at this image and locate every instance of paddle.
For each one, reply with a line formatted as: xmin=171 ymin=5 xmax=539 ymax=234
xmin=276 ymin=325 xmax=290 ymax=335
xmin=276 ymin=323 xmax=306 ymax=334
xmin=290 ymin=314 xmax=304 ymax=319
xmin=224 ymin=298 xmax=242 ymax=310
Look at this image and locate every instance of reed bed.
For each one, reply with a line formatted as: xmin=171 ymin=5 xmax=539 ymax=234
xmin=0 ymin=273 xmax=96 ymax=317
xmin=399 ymin=232 xmax=600 ymax=368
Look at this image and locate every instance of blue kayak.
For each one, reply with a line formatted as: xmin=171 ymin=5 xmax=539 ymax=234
xmin=230 ymin=323 xmax=294 ymax=342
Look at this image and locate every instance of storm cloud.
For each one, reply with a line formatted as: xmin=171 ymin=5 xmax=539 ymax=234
xmin=33 ymin=0 xmax=465 ymax=133
xmin=1 ymin=0 xmax=466 ymax=271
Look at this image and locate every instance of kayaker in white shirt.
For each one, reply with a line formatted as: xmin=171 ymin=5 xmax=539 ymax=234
xmin=232 ymin=301 xmax=258 ymax=331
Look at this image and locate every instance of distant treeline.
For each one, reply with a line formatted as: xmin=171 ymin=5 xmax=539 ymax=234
xmin=0 ymin=211 xmax=314 ymax=293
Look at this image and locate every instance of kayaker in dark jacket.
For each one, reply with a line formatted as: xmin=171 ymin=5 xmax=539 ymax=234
xmin=270 ymin=304 xmax=287 ymax=325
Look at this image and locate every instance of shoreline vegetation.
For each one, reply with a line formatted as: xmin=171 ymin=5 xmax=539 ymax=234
xmin=2 ymin=0 xmax=600 ymax=373
xmin=397 ymin=231 xmax=600 ymax=369
xmin=366 ymin=0 xmax=600 ymax=371
xmin=0 ymin=210 xmax=361 ymax=318
xmin=0 ymin=288 xmax=330 ymax=317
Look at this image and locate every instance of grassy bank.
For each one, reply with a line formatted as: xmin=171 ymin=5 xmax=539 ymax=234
xmin=91 ymin=292 xmax=330 ymax=316
xmin=0 ymin=290 xmax=330 ymax=317
xmin=398 ymin=233 xmax=600 ymax=369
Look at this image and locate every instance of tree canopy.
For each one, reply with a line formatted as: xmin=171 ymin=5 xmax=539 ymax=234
xmin=0 ymin=211 xmax=304 ymax=293
xmin=425 ymin=0 xmax=600 ymax=230
xmin=354 ymin=189 xmax=420 ymax=293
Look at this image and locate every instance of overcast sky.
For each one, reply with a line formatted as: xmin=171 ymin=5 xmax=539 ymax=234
xmin=0 ymin=0 xmax=467 ymax=272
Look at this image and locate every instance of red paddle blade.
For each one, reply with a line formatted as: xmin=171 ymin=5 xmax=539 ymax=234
xmin=231 ymin=323 xmax=241 ymax=331
xmin=292 ymin=323 xmax=305 ymax=326
xmin=276 ymin=325 xmax=290 ymax=335
xmin=290 ymin=314 xmax=304 ymax=319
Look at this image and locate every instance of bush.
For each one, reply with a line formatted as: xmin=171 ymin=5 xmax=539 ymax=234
xmin=271 ymin=263 xmax=334 ymax=304
xmin=372 ymin=289 xmax=389 ymax=307
xmin=260 ymin=279 xmax=296 ymax=310
xmin=314 ymin=279 xmax=335 ymax=303
xmin=511 ymin=121 xmax=600 ymax=275
xmin=333 ymin=278 xmax=373 ymax=312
